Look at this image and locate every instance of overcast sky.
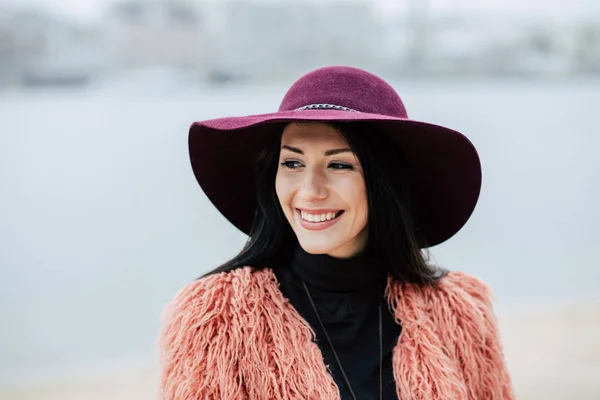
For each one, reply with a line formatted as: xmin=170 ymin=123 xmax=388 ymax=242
xmin=2 ymin=0 xmax=597 ymax=22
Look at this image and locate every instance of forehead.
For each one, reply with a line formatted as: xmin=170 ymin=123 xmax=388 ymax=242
xmin=281 ymin=123 xmax=348 ymax=146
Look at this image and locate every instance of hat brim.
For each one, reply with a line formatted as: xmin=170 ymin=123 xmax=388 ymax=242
xmin=189 ymin=109 xmax=481 ymax=247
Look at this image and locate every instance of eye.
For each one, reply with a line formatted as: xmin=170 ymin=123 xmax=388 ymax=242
xmin=280 ymin=160 xmax=303 ymax=169
xmin=329 ymin=162 xmax=354 ymax=170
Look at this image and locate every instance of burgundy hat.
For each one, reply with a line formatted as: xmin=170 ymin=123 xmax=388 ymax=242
xmin=189 ymin=66 xmax=481 ymax=247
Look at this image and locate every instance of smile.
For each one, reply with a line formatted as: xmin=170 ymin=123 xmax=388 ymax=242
xmin=299 ymin=210 xmax=343 ymax=222
xmin=296 ymin=209 xmax=344 ymax=231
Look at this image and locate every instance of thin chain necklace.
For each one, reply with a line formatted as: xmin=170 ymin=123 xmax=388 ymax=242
xmin=302 ymin=280 xmax=383 ymax=400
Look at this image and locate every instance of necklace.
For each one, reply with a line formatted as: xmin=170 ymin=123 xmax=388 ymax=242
xmin=302 ymin=280 xmax=383 ymax=400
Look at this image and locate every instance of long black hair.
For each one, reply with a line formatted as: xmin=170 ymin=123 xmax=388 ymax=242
xmin=202 ymin=121 xmax=446 ymax=285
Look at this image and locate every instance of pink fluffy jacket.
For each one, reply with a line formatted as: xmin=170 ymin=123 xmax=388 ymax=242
xmin=159 ymin=267 xmax=515 ymax=399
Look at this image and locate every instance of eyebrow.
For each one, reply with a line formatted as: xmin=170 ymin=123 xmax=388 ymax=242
xmin=281 ymin=145 xmax=352 ymax=156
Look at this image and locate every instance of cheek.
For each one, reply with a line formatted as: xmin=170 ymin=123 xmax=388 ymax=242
xmin=275 ymin=173 xmax=291 ymax=209
xmin=358 ymin=191 xmax=369 ymax=225
xmin=344 ymin=177 xmax=368 ymax=222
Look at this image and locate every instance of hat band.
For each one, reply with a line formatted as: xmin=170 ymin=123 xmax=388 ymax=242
xmin=295 ymin=103 xmax=356 ymax=112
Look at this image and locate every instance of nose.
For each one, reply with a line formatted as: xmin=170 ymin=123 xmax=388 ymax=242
xmin=298 ymin=167 xmax=328 ymax=202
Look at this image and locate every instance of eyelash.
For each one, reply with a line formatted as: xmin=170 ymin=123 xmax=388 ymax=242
xmin=330 ymin=162 xmax=354 ymax=170
xmin=280 ymin=161 xmax=302 ymax=169
xmin=279 ymin=161 xmax=354 ymax=170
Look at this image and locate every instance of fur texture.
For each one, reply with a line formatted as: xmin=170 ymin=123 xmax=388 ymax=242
xmin=159 ymin=268 xmax=514 ymax=399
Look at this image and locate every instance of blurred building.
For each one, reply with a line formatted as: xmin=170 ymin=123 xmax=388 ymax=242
xmin=392 ymin=11 xmax=600 ymax=78
xmin=1 ymin=0 xmax=600 ymax=89
xmin=104 ymin=0 xmax=212 ymax=73
xmin=209 ymin=0 xmax=386 ymax=81
xmin=570 ymin=23 xmax=600 ymax=74
xmin=0 ymin=8 xmax=108 ymax=87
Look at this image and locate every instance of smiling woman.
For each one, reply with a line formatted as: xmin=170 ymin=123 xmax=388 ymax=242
xmin=275 ymin=123 xmax=369 ymax=258
xmin=158 ymin=66 xmax=514 ymax=400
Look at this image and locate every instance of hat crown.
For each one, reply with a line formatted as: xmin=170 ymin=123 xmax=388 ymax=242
xmin=279 ymin=66 xmax=408 ymax=118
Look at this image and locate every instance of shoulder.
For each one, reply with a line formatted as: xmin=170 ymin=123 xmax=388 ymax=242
xmin=164 ymin=267 xmax=272 ymax=318
xmin=437 ymin=270 xmax=495 ymax=305
xmin=392 ymin=270 xmax=498 ymax=335
xmin=158 ymin=267 xmax=277 ymax=397
xmin=396 ymin=270 xmax=495 ymax=306
xmin=160 ymin=266 xmax=274 ymax=324
xmin=432 ymin=271 xmax=497 ymax=322
xmin=425 ymin=271 xmax=500 ymax=348
xmin=432 ymin=272 xmax=514 ymax=397
xmin=158 ymin=267 xmax=277 ymax=398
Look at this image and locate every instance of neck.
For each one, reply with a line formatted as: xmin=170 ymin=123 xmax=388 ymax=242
xmin=290 ymin=245 xmax=384 ymax=292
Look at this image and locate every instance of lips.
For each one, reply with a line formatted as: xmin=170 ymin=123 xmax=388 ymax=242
xmin=299 ymin=209 xmax=344 ymax=223
xmin=295 ymin=208 xmax=344 ymax=231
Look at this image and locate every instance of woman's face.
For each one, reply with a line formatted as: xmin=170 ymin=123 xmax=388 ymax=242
xmin=275 ymin=123 xmax=368 ymax=258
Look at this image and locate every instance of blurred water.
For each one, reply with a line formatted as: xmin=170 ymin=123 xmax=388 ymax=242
xmin=0 ymin=78 xmax=599 ymax=383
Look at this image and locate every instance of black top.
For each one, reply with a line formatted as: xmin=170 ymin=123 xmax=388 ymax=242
xmin=273 ymin=246 xmax=401 ymax=400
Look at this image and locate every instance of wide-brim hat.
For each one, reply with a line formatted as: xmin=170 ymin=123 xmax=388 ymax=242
xmin=188 ymin=66 xmax=481 ymax=247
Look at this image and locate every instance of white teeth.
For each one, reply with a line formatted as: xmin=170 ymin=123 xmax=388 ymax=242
xmin=300 ymin=211 xmax=339 ymax=222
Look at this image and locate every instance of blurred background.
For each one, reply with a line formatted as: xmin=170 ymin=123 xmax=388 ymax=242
xmin=0 ymin=0 xmax=599 ymax=399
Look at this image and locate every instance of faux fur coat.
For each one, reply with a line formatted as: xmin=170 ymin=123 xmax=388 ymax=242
xmin=159 ymin=267 xmax=514 ymax=399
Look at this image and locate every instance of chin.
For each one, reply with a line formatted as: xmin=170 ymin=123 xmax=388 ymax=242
xmin=297 ymin=239 xmax=340 ymax=256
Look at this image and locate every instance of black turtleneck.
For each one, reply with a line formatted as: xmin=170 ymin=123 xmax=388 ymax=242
xmin=272 ymin=246 xmax=401 ymax=400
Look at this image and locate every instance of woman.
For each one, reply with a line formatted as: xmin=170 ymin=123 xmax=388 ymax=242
xmin=159 ymin=66 xmax=514 ymax=399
